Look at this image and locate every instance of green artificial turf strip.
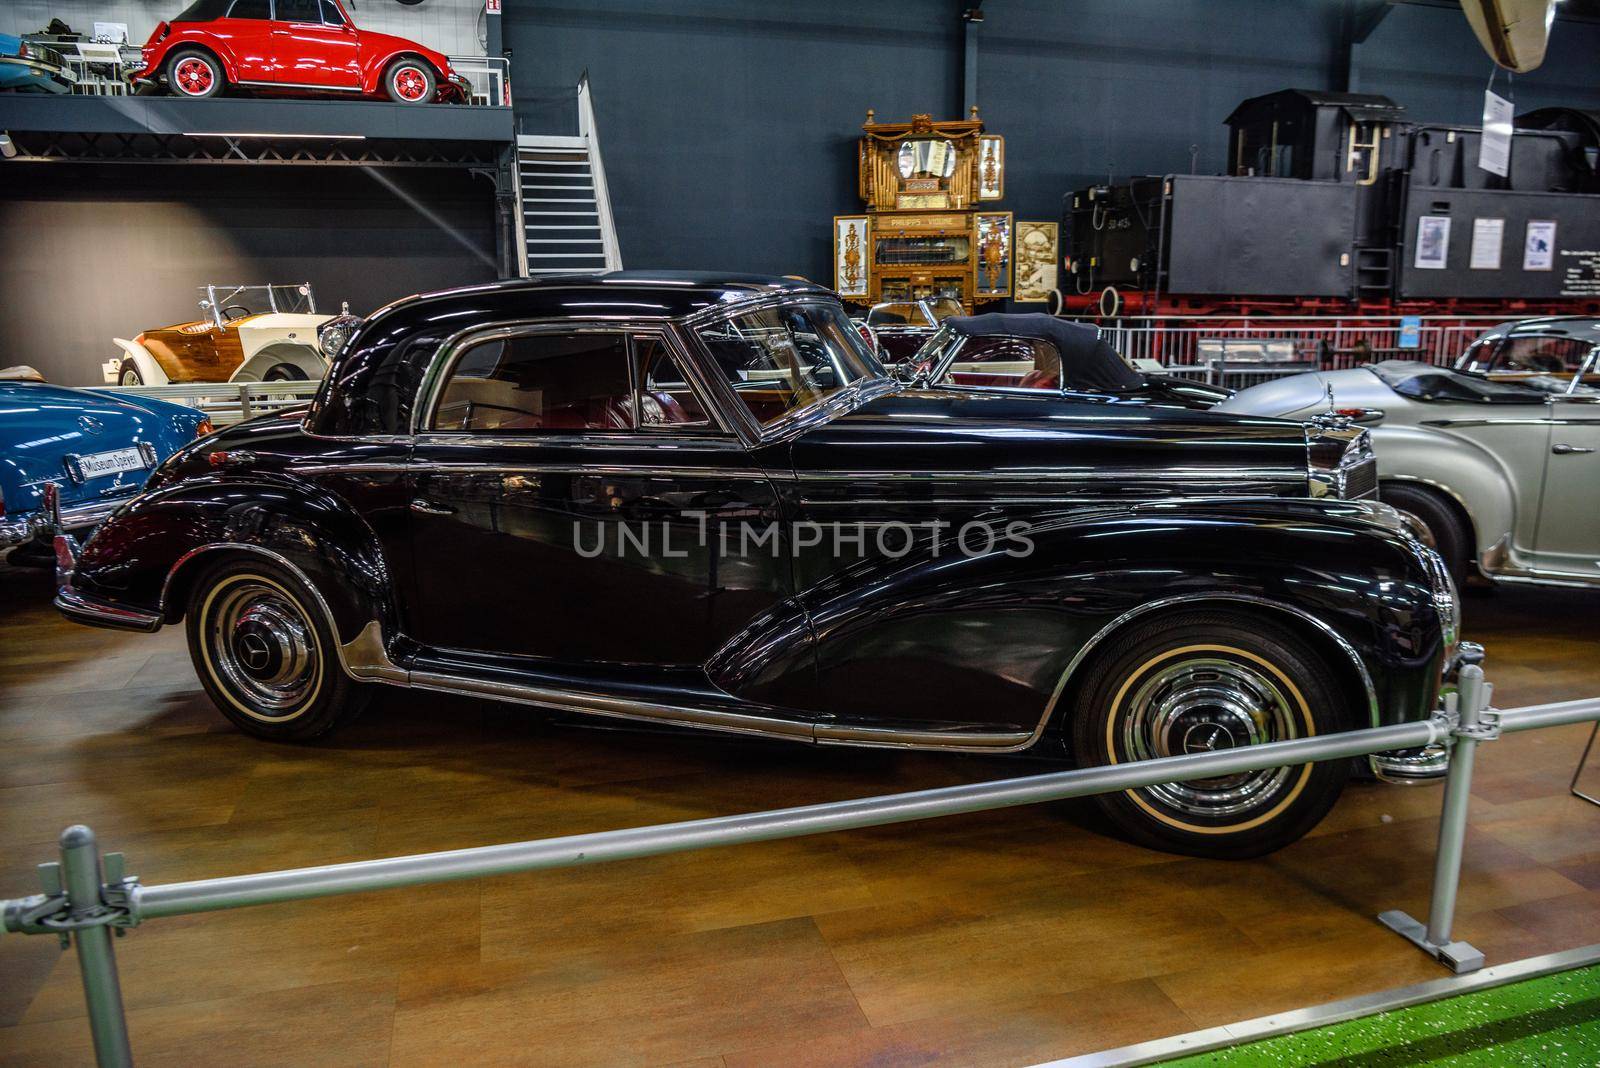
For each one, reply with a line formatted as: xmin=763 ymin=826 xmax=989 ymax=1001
xmin=1161 ymin=963 xmax=1600 ymax=1066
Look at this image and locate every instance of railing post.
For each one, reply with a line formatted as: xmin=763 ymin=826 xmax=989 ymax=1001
xmin=59 ymin=825 xmax=134 ymax=1067
xmin=1378 ymin=664 xmax=1493 ymax=973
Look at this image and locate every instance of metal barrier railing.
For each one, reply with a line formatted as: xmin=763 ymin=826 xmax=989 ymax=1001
xmin=448 ymin=55 xmax=512 ymax=108
xmin=96 ymin=381 xmax=320 ymax=427
xmin=1079 ymin=315 xmax=1508 ymax=378
xmin=5 ymin=666 xmax=1599 ymax=1067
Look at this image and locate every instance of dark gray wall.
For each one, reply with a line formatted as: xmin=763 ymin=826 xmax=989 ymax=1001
xmin=506 ymin=0 xmax=1600 ymax=286
xmin=0 ymin=166 xmax=497 ymax=385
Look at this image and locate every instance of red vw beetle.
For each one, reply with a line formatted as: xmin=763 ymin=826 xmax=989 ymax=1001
xmin=130 ymin=0 xmax=471 ymax=104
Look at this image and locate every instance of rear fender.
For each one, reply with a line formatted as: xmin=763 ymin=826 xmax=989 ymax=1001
xmin=71 ymin=471 xmax=400 ymax=668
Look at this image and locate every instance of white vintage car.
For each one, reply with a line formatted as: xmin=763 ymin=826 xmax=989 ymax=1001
xmin=1218 ymin=317 xmax=1600 ymax=590
xmin=104 ymin=284 xmax=338 ymax=386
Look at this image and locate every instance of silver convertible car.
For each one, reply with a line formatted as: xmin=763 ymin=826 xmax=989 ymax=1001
xmin=1218 ymin=318 xmax=1599 ymax=590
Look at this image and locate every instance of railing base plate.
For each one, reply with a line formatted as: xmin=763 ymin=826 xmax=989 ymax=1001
xmin=1378 ymin=909 xmax=1484 ymax=973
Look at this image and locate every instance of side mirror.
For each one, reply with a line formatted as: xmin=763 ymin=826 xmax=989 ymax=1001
xmin=1460 ymin=0 xmax=1556 ymax=72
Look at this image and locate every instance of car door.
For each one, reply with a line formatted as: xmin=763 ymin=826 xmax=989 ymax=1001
xmin=269 ymin=0 xmax=360 ymax=89
xmin=212 ymin=0 xmax=277 ymax=83
xmin=1532 ymin=372 xmax=1600 ymax=581
xmin=405 ymin=324 xmax=795 ymax=675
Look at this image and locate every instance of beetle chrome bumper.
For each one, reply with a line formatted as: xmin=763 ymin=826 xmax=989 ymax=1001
xmin=1371 ymin=641 xmax=1485 ymax=785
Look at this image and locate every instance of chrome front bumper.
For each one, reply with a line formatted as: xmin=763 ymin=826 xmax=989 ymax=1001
xmin=0 ymin=495 xmax=128 ymax=548
xmin=1370 ymin=641 xmax=1485 ymax=785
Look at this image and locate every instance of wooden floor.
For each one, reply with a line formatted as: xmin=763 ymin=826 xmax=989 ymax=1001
xmin=1 ymin=561 xmax=1597 ymax=1068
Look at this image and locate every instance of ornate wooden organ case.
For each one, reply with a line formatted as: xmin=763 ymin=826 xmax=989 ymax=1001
xmin=835 ymin=109 xmax=1010 ymax=310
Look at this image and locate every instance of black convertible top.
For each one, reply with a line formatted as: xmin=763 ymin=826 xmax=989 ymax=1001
xmin=947 ymin=313 xmax=1144 ymax=392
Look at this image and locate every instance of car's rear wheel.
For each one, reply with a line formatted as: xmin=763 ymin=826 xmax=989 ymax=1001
xmin=263 ymin=363 xmax=308 ymax=382
xmin=1070 ymin=609 xmax=1351 ymax=859
xmin=185 ymin=557 xmax=368 ymax=741
xmin=1380 ymin=481 xmax=1472 ymax=586
xmin=167 ymin=48 xmax=225 ymax=99
xmin=384 ymin=59 xmax=436 ymax=104
xmin=117 ymin=360 xmax=144 ymax=386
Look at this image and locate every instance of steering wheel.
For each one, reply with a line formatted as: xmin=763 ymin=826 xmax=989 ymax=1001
xmin=221 ymin=304 xmax=253 ymax=321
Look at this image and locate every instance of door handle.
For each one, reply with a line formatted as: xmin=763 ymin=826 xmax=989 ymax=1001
xmin=409 ymin=498 xmax=456 ymax=516
xmin=1552 ymin=444 xmax=1596 ymax=455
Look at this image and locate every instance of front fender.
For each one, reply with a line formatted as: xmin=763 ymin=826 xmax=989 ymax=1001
xmin=789 ymin=501 xmax=1447 ymax=740
xmin=70 ymin=470 xmax=399 ymax=652
xmin=1372 ymin=424 xmax=1516 ymax=556
xmin=111 ymin=339 xmax=170 ymax=386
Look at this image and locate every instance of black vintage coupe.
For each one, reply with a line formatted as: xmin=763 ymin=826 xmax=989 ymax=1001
xmin=54 ymin=272 xmax=1465 ymax=857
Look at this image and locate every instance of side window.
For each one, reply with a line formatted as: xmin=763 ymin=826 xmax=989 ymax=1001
xmin=275 ymin=0 xmax=320 ymax=22
xmin=227 ymin=0 xmax=272 ymax=18
xmin=941 ymin=336 xmax=1059 ymax=387
xmin=320 ymin=0 xmax=346 ymax=24
xmin=1492 ymin=336 xmax=1591 ymax=375
xmin=431 ymin=332 xmax=633 ymax=433
xmin=634 ymin=336 xmax=713 ymax=430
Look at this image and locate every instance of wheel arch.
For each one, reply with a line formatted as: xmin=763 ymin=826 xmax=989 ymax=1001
xmin=1039 ymin=593 xmax=1380 ymax=745
xmin=112 ymin=338 xmax=171 ymax=386
xmin=165 ymin=40 xmax=234 ymax=85
xmin=159 ymin=541 xmax=400 ymax=683
xmin=368 ymin=50 xmax=444 ymax=95
xmin=1371 ymin=425 xmax=1515 ymax=558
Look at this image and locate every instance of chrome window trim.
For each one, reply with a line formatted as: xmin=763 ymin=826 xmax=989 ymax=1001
xmin=411 ymin=319 xmax=734 ymax=439
xmin=683 ymin=295 xmax=896 ymax=445
xmin=797 ymin=467 xmax=1305 ymax=483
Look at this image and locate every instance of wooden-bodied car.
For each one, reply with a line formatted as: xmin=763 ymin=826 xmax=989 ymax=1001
xmin=55 ymin=272 xmax=1468 ymax=858
xmin=107 ymin=283 xmax=336 ymax=386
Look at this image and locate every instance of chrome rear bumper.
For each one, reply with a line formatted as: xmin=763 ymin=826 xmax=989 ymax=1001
xmin=0 ymin=495 xmax=128 ymax=548
xmin=55 ymin=583 xmax=163 ymax=633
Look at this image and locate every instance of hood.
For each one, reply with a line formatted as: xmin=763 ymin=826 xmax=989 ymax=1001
xmin=0 ymin=382 xmax=204 ymax=513
xmin=1216 ymin=368 xmax=1393 ymax=420
xmin=789 ymin=387 xmax=1313 ymax=500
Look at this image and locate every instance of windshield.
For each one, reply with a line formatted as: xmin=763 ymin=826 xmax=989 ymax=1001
xmin=695 ymin=302 xmax=883 ymax=426
xmin=1365 ymin=360 xmax=1591 ymax=403
xmin=926 ymin=297 xmax=964 ymax=321
xmin=203 ymin=284 xmax=315 ymax=324
xmin=908 ymin=325 xmax=964 ymax=377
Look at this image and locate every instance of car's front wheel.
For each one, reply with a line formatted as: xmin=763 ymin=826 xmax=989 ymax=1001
xmin=1070 ymin=609 xmax=1351 ymax=859
xmin=384 ymin=59 xmax=436 ymax=104
xmin=185 ymin=557 xmax=368 ymax=741
xmin=117 ymin=360 xmax=143 ymax=386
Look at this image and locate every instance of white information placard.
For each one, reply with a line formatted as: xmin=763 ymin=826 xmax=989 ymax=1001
xmin=1469 ymin=218 xmax=1504 ymax=270
xmin=1478 ymin=90 xmax=1513 ymax=177
xmin=1524 ymin=220 xmax=1556 ymax=271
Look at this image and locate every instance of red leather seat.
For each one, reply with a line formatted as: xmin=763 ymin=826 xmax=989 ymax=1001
xmin=1017 ymin=369 xmax=1059 ymax=390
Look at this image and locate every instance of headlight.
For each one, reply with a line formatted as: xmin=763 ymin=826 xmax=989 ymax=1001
xmin=317 ymin=313 xmax=363 ymax=360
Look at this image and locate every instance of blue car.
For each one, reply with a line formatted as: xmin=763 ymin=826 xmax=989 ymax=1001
xmin=1 ymin=377 xmax=210 ymax=557
xmin=0 ymin=34 xmax=76 ymax=94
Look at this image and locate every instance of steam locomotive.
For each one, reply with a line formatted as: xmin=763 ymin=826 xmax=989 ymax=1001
xmin=1058 ymin=89 xmax=1600 ymax=317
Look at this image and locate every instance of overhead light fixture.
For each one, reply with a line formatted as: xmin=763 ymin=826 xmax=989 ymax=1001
xmin=181 ymin=132 xmax=367 ymax=140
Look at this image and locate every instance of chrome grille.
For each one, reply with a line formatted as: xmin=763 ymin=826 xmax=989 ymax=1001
xmin=1344 ymin=455 xmax=1378 ymax=499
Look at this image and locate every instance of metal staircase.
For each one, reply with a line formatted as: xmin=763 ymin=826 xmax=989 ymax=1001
xmin=513 ymin=75 xmax=622 ymax=277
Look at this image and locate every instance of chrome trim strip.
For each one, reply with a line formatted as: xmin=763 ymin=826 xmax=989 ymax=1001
xmin=815 ymin=723 xmax=1033 ymax=749
xmin=798 ymin=468 xmax=1306 ymax=483
xmin=1420 ymin=417 xmax=1600 ymax=428
xmin=53 ymin=585 xmax=163 ymax=633
xmin=234 ymin=79 xmax=363 ymax=92
xmin=288 ymin=460 xmax=775 ymax=481
xmin=1039 ymin=943 xmax=1600 ymax=1068
xmin=406 ymin=669 xmax=817 ymax=742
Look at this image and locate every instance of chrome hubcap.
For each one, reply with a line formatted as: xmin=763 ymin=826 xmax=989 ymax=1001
xmin=209 ymin=581 xmax=318 ymax=715
xmin=1120 ymin=657 xmax=1299 ymax=819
